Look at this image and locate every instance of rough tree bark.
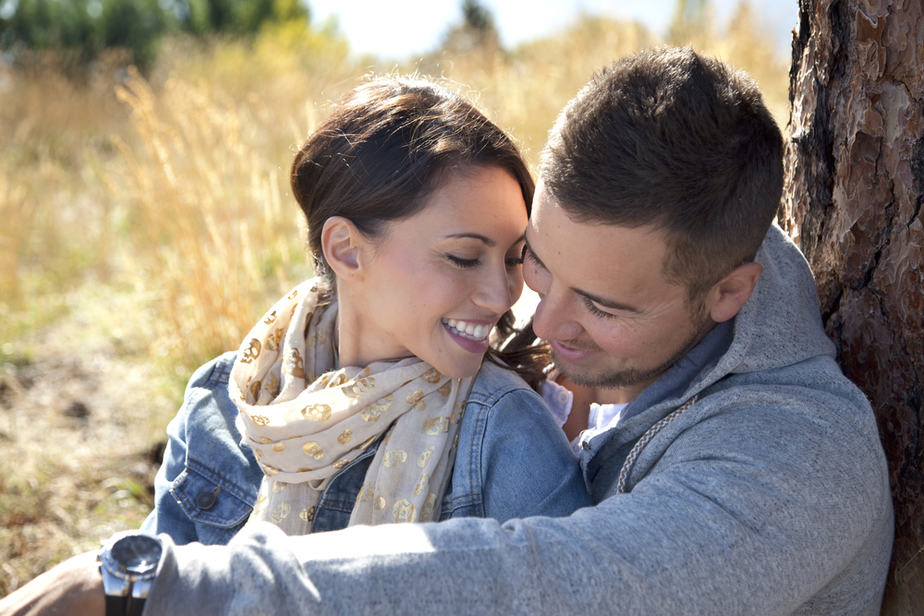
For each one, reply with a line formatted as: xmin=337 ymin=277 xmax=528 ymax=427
xmin=780 ymin=0 xmax=923 ymax=613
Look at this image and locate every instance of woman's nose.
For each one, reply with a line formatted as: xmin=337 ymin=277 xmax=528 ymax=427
xmin=473 ymin=263 xmax=514 ymax=314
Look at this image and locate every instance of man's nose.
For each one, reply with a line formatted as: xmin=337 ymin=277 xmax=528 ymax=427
xmin=532 ymin=287 xmax=583 ymax=341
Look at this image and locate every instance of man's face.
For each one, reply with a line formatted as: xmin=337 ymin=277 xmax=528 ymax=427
xmin=523 ymin=184 xmax=714 ymax=401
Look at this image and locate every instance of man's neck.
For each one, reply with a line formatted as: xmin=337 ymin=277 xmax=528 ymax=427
xmin=557 ymin=376 xmax=637 ymax=441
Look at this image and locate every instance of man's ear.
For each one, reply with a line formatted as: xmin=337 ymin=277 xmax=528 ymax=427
xmin=321 ymin=216 xmax=364 ymax=279
xmin=706 ymin=262 xmax=763 ymax=323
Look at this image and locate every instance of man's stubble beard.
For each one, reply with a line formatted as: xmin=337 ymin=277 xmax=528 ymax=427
xmin=555 ymin=305 xmax=715 ymax=390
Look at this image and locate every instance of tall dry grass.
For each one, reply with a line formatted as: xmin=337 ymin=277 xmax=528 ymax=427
xmin=0 ymin=2 xmax=793 ymax=595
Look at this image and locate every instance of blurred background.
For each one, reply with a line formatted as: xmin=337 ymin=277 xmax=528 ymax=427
xmin=0 ymin=0 xmax=795 ymax=593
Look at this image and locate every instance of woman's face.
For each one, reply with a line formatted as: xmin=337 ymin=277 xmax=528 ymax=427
xmin=346 ymin=165 xmax=528 ymax=378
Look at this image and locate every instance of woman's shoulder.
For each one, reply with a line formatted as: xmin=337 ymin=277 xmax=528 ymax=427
xmin=470 ymin=360 xmax=536 ymax=396
xmin=176 ymin=351 xmax=244 ymax=445
xmin=467 ymin=361 xmax=548 ymax=413
xmin=186 ymin=351 xmax=237 ymax=392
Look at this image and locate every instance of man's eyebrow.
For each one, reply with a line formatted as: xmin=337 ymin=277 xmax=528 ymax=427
xmin=525 ymin=238 xmax=642 ymax=314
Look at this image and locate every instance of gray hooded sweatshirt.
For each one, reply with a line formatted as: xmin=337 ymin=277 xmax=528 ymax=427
xmin=146 ymin=224 xmax=893 ymax=615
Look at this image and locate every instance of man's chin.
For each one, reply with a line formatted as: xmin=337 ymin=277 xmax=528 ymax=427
xmin=553 ymin=354 xmax=657 ymax=390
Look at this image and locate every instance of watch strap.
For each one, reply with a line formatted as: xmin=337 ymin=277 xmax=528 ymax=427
xmin=105 ymin=593 xmax=128 ymax=616
xmin=128 ymin=597 xmax=146 ymax=616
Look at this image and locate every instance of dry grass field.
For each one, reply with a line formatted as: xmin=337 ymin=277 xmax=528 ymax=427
xmin=0 ymin=7 xmax=790 ymax=594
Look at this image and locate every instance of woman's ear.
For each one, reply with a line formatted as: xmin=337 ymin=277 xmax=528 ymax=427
xmin=321 ymin=216 xmax=364 ymax=279
xmin=706 ymin=262 xmax=763 ymax=323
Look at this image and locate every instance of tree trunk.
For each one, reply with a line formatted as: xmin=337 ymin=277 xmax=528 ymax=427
xmin=780 ymin=0 xmax=923 ymax=613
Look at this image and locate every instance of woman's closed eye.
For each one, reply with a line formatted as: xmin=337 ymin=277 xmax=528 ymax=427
xmin=505 ymin=247 xmax=525 ymax=268
xmin=446 ymin=254 xmax=479 ymax=268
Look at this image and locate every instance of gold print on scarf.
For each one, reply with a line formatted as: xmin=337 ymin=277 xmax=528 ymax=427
xmin=264 ymin=373 xmax=279 ymax=395
xmin=392 ymin=499 xmax=417 ymax=523
xmin=450 ymin=409 xmax=462 ymax=425
xmin=417 ymin=445 xmax=434 ymax=468
xmin=265 ymin=327 xmax=284 ymax=352
xmin=424 ymin=416 xmax=449 ymax=435
xmin=248 ymin=379 xmax=262 ymax=401
xmin=374 ymin=496 xmax=386 ymax=511
xmin=370 ymin=394 xmax=393 ymax=411
xmin=361 ymin=407 xmax=382 ymax=422
xmin=272 ymin=502 xmax=291 ymax=523
xmin=356 ymin=482 xmax=373 ymax=503
xmin=306 ymin=329 xmax=326 ymax=347
xmin=422 ymin=368 xmax=442 ymax=384
xmin=317 ymin=372 xmax=346 ymax=388
xmin=271 ymin=442 xmax=285 ymax=453
xmin=241 ymin=338 xmax=261 ymax=364
xmin=263 ymin=309 xmax=277 ymax=325
xmin=288 ymin=288 xmax=299 ymax=300
xmin=251 ymin=415 xmax=270 ymax=427
xmin=301 ymin=403 xmax=332 ymax=422
xmin=284 ymin=348 xmax=305 ymax=378
xmin=302 ymin=441 xmax=324 ymax=459
xmin=337 ymin=429 xmax=352 ymax=444
xmin=333 ymin=458 xmax=349 ymax=470
xmin=359 ymin=435 xmax=378 ymax=450
xmin=343 ymin=376 xmax=375 ymax=398
xmin=422 ymin=493 xmax=437 ymax=519
xmin=406 ymin=390 xmax=426 ymax=411
xmin=271 ymin=480 xmax=285 ymax=493
xmin=383 ymin=450 xmax=408 ymax=467
xmin=414 ymin=472 xmax=430 ymax=497
xmin=437 ymin=380 xmax=453 ymax=397
xmin=299 ymin=506 xmax=316 ymax=522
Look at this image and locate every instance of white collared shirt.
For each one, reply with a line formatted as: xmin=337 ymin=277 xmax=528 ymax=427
xmin=541 ymin=380 xmax=629 ymax=454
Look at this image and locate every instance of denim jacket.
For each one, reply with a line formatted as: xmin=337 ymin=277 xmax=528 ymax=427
xmin=142 ymin=352 xmax=590 ymax=543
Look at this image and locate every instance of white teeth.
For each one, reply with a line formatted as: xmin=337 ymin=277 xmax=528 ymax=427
xmin=444 ymin=319 xmax=491 ymax=341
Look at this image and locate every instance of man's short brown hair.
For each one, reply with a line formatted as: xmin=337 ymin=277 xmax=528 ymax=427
xmin=540 ymin=47 xmax=783 ymax=301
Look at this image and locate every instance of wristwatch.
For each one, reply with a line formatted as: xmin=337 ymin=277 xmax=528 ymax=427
xmin=98 ymin=531 xmax=163 ymax=616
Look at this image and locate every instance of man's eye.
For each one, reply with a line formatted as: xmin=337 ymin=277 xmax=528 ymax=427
xmin=522 ymin=244 xmax=535 ymax=263
xmin=583 ymin=297 xmax=617 ymax=319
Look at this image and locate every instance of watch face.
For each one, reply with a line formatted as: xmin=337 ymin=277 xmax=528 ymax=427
xmin=111 ymin=534 xmax=162 ymax=575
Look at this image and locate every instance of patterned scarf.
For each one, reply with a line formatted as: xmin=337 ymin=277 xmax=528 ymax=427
xmin=230 ymin=278 xmax=474 ymax=534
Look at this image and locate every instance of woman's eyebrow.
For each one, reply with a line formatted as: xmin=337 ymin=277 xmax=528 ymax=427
xmin=444 ymin=232 xmax=526 ymax=247
xmin=444 ymin=232 xmax=495 ymax=246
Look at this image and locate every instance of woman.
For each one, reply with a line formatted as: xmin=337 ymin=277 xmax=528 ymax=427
xmin=142 ymin=77 xmax=589 ymax=542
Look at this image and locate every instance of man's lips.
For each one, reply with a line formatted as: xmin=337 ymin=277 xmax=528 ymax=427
xmin=549 ymin=339 xmax=596 ymax=361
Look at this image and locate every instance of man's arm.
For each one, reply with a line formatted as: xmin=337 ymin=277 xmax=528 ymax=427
xmin=144 ymin=397 xmax=891 ymax=615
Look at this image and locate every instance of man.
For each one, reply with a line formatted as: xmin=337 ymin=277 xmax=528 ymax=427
xmin=1 ymin=47 xmax=892 ymax=615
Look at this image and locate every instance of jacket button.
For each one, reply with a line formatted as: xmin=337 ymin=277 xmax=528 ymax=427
xmin=196 ymin=486 xmax=220 ymax=510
